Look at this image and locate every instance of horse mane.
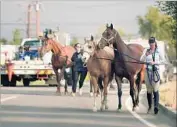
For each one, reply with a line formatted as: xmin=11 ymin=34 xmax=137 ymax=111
xmin=48 ymin=39 xmax=63 ymax=54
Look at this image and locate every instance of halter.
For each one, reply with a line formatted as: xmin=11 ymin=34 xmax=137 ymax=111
xmin=101 ymin=30 xmax=118 ymax=44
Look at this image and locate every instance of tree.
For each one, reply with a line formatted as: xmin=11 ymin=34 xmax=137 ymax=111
xmin=137 ymin=6 xmax=174 ymax=44
xmin=0 ymin=38 xmax=8 ymax=45
xmin=157 ymin=1 xmax=177 ymax=46
xmin=11 ymin=29 xmax=22 ymax=45
xmin=70 ymin=36 xmax=78 ymax=46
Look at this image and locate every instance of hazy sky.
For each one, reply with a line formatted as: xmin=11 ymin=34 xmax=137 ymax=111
xmin=0 ymin=0 xmax=156 ymax=41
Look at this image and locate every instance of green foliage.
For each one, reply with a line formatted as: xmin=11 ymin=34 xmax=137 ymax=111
xmin=0 ymin=38 xmax=8 ymax=45
xmin=11 ymin=29 xmax=22 ymax=45
xmin=157 ymin=1 xmax=177 ymax=46
xmin=137 ymin=6 xmax=175 ymax=45
xmin=70 ymin=36 xmax=78 ymax=46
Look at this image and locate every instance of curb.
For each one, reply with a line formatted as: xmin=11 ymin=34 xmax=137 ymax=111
xmin=159 ymin=102 xmax=176 ymax=120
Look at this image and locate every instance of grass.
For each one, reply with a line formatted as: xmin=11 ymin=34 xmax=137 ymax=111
xmin=159 ymin=79 xmax=176 ymax=110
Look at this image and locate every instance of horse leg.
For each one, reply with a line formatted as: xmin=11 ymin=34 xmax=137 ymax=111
xmin=97 ymin=77 xmax=102 ymax=97
xmin=64 ymin=80 xmax=68 ymax=95
xmin=55 ymin=68 xmax=65 ymax=95
xmin=129 ymin=76 xmax=137 ymax=111
xmin=135 ymin=67 xmax=145 ymax=107
xmin=91 ymin=76 xmax=98 ymax=112
xmin=54 ymin=69 xmax=61 ymax=94
xmin=100 ymin=77 xmax=109 ymax=111
xmin=115 ymin=75 xmax=122 ymax=110
xmin=89 ymin=80 xmax=93 ymax=97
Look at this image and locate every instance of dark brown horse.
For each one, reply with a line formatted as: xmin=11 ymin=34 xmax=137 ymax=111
xmin=99 ymin=24 xmax=145 ymax=111
xmin=82 ymin=36 xmax=114 ymax=112
xmin=40 ymin=32 xmax=75 ymax=95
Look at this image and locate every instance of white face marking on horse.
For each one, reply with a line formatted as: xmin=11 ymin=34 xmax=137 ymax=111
xmin=82 ymin=41 xmax=95 ymax=64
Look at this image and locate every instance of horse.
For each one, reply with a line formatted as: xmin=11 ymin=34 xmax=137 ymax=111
xmin=99 ymin=24 xmax=145 ymax=111
xmin=40 ymin=31 xmax=75 ymax=95
xmin=82 ymin=35 xmax=114 ymax=112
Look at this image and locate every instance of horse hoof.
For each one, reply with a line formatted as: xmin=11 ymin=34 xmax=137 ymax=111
xmin=118 ymin=105 xmax=122 ymax=110
xmin=117 ymin=108 xmax=121 ymax=112
xmin=90 ymin=92 xmax=93 ymax=97
xmin=93 ymin=107 xmax=97 ymax=112
xmin=96 ymin=94 xmax=100 ymax=97
xmin=100 ymin=106 xmax=104 ymax=111
xmin=132 ymin=107 xmax=136 ymax=111
xmin=55 ymin=92 xmax=62 ymax=96
xmin=79 ymin=89 xmax=82 ymax=96
xmin=105 ymin=105 xmax=109 ymax=110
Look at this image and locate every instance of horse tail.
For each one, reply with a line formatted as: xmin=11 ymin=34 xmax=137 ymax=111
xmin=135 ymin=65 xmax=145 ymax=92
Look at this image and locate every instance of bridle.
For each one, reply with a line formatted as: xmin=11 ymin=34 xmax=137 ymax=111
xmin=100 ymin=30 xmax=118 ymax=44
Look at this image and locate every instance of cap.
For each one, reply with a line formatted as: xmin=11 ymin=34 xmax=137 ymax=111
xmin=149 ymin=37 xmax=156 ymax=43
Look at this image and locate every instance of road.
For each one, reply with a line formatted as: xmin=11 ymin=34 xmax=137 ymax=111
xmin=0 ymin=83 xmax=176 ymax=127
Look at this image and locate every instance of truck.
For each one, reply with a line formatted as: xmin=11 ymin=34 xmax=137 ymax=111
xmin=0 ymin=38 xmax=57 ymax=87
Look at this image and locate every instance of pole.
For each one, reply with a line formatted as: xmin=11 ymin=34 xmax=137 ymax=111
xmin=27 ymin=4 xmax=31 ymax=38
xmin=36 ymin=1 xmax=40 ymax=37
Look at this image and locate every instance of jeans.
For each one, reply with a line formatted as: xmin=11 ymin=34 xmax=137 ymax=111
xmin=72 ymin=70 xmax=87 ymax=93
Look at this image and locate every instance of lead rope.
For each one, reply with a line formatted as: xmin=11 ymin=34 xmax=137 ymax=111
xmin=147 ymin=49 xmax=160 ymax=85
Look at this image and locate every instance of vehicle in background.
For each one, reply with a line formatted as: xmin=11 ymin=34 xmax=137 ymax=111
xmin=0 ymin=38 xmax=57 ymax=87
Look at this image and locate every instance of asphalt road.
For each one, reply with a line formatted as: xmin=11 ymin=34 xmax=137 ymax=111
xmin=0 ymin=83 xmax=176 ymax=127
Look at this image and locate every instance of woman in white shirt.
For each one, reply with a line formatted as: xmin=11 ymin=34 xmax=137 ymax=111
xmin=140 ymin=37 xmax=166 ymax=115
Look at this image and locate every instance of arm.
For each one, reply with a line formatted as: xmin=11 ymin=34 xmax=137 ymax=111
xmin=140 ymin=49 xmax=147 ymax=62
xmin=71 ymin=53 xmax=76 ymax=62
xmin=156 ymin=51 xmax=167 ymax=65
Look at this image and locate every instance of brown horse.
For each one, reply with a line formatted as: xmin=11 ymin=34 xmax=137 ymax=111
xmin=82 ymin=36 xmax=114 ymax=112
xmin=99 ymin=24 xmax=145 ymax=111
xmin=40 ymin=32 xmax=75 ymax=95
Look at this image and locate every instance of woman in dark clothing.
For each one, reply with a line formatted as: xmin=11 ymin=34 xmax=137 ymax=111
xmin=71 ymin=43 xmax=87 ymax=96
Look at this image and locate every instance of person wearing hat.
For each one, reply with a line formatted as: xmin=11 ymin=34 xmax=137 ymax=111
xmin=140 ymin=37 xmax=166 ymax=115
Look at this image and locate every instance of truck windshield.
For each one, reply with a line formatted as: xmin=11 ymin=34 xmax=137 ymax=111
xmin=23 ymin=40 xmax=42 ymax=47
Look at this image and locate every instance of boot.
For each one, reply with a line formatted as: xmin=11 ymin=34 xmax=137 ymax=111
xmin=153 ymin=91 xmax=159 ymax=115
xmin=147 ymin=92 xmax=152 ymax=114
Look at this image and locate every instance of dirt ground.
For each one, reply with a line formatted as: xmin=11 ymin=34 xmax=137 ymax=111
xmin=159 ymin=76 xmax=176 ymax=110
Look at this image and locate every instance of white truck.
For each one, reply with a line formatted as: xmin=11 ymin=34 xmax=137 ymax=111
xmin=0 ymin=38 xmax=57 ymax=87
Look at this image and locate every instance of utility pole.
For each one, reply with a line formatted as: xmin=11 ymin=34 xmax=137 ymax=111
xmin=27 ymin=4 xmax=31 ymax=38
xmin=35 ymin=0 xmax=40 ymax=37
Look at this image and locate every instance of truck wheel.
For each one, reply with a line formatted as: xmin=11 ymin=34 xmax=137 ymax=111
xmin=23 ymin=79 xmax=30 ymax=87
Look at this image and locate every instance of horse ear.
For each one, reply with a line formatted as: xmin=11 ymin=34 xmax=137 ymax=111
xmin=91 ymin=35 xmax=94 ymax=41
xmin=106 ymin=23 xmax=109 ymax=28
xmin=110 ymin=23 xmax=113 ymax=30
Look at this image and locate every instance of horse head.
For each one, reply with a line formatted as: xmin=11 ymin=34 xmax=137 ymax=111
xmin=98 ymin=23 xmax=120 ymax=49
xmin=82 ymin=35 xmax=97 ymax=65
